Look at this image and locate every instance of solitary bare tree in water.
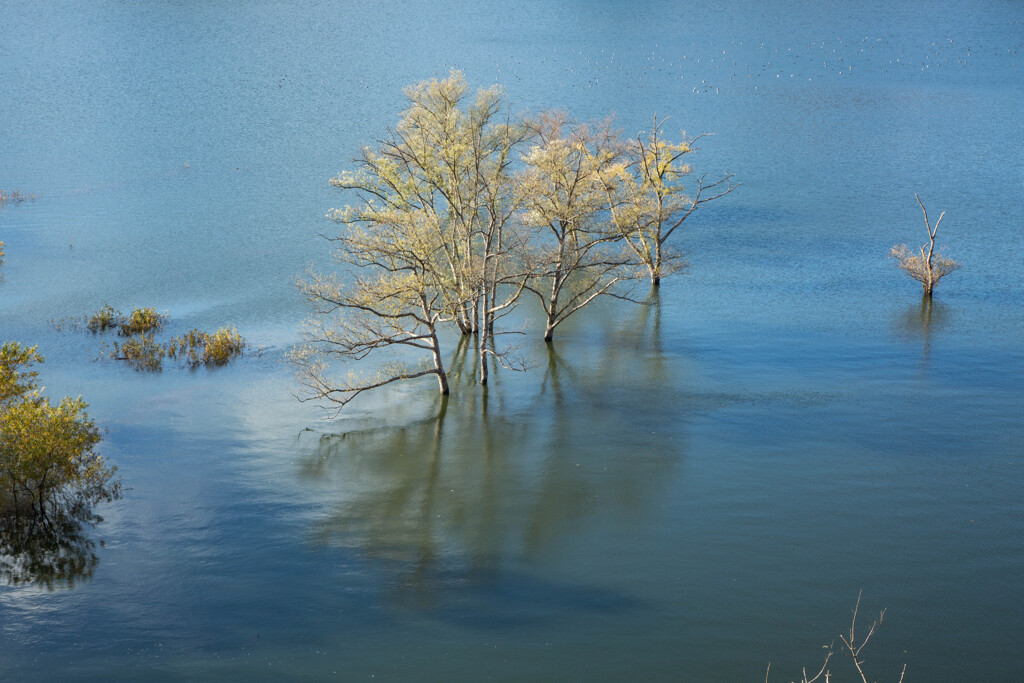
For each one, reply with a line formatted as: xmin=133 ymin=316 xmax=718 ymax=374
xmin=890 ymin=194 xmax=960 ymax=296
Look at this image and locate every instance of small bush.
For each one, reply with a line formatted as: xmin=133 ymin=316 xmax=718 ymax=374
xmin=110 ymin=336 xmax=165 ymax=372
xmin=87 ymin=304 xmax=122 ymax=333
xmin=204 ymin=327 xmax=246 ymax=365
xmin=891 ymin=194 xmax=960 ymax=296
xmin=118 ymin=307 xmax=165 ymax=336
xmin=168 ymin=327 xmax=246 ymax=367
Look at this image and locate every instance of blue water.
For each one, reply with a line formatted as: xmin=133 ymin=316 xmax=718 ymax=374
xmin=2 ymin=1 xmax=1023 ymax=680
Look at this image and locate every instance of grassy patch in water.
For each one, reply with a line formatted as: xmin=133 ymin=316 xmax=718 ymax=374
xmin=78 ymin=305 xmax=246 ymax=371
xmin=167 ymin=327 xmax=246 ymax=367
xmin=118 ymin=307 xmax=166 ymax=336
xmin=87 ymin=304 xmax=122 ymax=333
xmin=108 ymin=335 xmax=166 ymax=372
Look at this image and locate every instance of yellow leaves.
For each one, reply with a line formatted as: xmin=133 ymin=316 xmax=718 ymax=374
xmin=165 ymin=327 xmax=246 ymax=367
xmin=0 ymin=342 xmax=43 ymax=406
xmin=1 ymin=343 xmax=118 ymax=516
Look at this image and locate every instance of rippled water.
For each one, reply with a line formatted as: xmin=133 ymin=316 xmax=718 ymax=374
xmin=2 ymin=1 xmax=1023 ymax=680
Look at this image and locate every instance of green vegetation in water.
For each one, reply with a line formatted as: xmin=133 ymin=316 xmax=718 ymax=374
xmin=108 ymin=335 xmax=166 ymax=372
xmin=85 ymin=305 xmax=166 ymax=336
xmin=86 ymin=304 xmax=122 ymax=333
xmin=118 ymin=307 xmax=165 ymax=336
xmin=75 ymin=306 xmax=247 ymax=371
xmin=167 ymin=327 xmax=246 ymax=367
xmin=0 ymin=341 xmax=122 ymax=588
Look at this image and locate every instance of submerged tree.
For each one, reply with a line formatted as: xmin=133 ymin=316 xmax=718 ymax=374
xmin=1 ymin=342 xmax=120 ymax=519
xmin=519 ymin=112 xmax=640 ymax=341
xmin=890 ymin=194 xmax=960 ymax=296
xmin=604 ymin=118 xmax=738 ymax=286
xmin=0 ymin=342 xmax=121 ymax=587
xmin=297 ymin=71 xmax=530 ymax=406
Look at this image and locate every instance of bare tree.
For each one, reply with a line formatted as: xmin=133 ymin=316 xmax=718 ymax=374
xmin=890 ymin=194 xmax=960 ymax=296
xmin=767 ymin=592 xmax=907 ymax=683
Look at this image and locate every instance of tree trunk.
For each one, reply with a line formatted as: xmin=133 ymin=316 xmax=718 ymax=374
xmin=479 ymin=309 xmax=489 ymax=385
xmin=429 ymin=334 xmax=450 ymax=395
xmin=545 ymin=273 xmax=561 ymax=341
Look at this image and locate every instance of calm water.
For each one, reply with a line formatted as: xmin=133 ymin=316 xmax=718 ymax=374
xmin=2 ymin=1 xmax=1023 ymax=680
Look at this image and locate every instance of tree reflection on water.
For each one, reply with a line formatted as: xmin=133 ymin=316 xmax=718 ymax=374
xmin=295 ymin=307 xmax=684 ymax=615
xmin=0 ymin=501 xmax=107 ymax=590
xmin=896 ymin=293 xmax=950 ymax=364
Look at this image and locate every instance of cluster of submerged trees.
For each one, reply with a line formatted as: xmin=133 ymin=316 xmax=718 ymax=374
xmin=294 ymin=70 xmax=960 ymax=413
xmin=294 ymin=70 xmax=738 ymax=411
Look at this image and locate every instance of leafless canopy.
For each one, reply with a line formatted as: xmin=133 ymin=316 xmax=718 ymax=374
xmin=890 ymin=194 xmax=960 ymax=296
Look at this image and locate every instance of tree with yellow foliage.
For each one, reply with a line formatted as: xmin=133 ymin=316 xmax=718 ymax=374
xmin=295 ymin=71 xmax=533 ymax=406
xmin=0 ymin=342 xmax=120 ymax=522
xmin=604 ymin=118 xmax=738 ymax=286
xmin=519 ymin=112 xmax=640 ymax=341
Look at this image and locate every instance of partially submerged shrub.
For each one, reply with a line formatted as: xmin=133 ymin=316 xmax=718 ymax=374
xmin=109 ymin=335 xmax=165 ymax=372
xmin=81 ymin=307 xmax=245 ymax=370
xmin=118 ymin=307 xmax=166 ymax=336
xmin=203 ymin=327 xmax=246 ymax=365
xmin=891 ymin=244 xmax=960 ymax=294
xmin=0 ymin=344 xmax=120 ymax=515
xmin=167 ymin=327 xmax=246 ymax=367
xmin=87 ymin=304 xmax=122 ymax=333
xmin=0 ymin=341 xmax=121 ymax=589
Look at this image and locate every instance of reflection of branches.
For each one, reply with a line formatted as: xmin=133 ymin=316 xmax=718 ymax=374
xmin=896 ymin=293 xmax=948 ymax=365
xmin=0 ymin=499 xmax=103 ymax=590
